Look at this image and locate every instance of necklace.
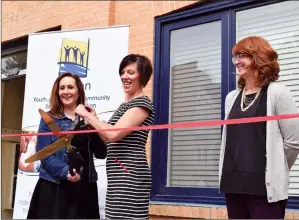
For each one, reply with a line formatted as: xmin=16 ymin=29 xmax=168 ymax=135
xmin=240 ymin=88 xmax=261 ymax=111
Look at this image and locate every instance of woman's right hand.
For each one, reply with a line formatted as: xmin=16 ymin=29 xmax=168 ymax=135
xmin=84 ymin=105 xmax=97 ymax=117
xmin=67 ymin=169 xmax=81 ymax=182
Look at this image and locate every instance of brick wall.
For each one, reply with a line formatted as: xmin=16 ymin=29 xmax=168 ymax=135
xmin=2 ymin=1 xmax=298 ymax=219
xmin=113 ymin=0 xmax=197 ymax=165
xmin=2 ymin=0 xmax=196 ymax=165
xmin=149 ymin=205 xmax=299 ymax=219
xmin=2 ymin=1 xmax=113 ymax=40
xmin=150 ymin=205 xmax=227 ymax=219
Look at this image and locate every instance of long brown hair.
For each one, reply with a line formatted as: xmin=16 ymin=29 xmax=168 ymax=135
xmin=232 ymin=36 xmax=280 ymax=88
xmin=49 ymin=72 xmax=85 ymax=116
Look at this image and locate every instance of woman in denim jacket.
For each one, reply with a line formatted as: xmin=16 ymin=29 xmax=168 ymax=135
xmin=27 ymin=72 xmax=106 ymax=219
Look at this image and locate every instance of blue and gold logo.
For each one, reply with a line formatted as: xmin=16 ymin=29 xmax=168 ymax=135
xmin=58 ymin=38 xmax=90 ymax=78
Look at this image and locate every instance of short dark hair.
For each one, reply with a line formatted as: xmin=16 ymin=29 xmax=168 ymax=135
xmin=119 ymin=54 xmax=153 ymax=87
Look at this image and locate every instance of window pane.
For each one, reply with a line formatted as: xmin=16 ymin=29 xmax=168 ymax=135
xmin=1 ymin=51 xmax=27 ymax=76
xmin=167 ymin=20 xmax=222 ymax=187
xmin=236 ymin=0 xmax=299 ymax=196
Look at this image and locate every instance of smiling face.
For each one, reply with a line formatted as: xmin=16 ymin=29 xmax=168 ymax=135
xmin=58 ymin=76 xmax=79 ymax=109
xmin=233 ymin=53 xmax=252 ymax=79
xmin=120 ymin=62 xmax=141 ymax=95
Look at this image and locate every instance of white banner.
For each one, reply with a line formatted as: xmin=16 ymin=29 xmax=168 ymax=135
xmin=13 ymin=26 xmax=129 ymax=219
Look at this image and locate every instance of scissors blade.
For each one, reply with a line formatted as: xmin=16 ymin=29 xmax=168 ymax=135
xmin=39 ymin=109 xmax=62 ymax=137
xmin=25 ymin=135 xmax=72 ymax=163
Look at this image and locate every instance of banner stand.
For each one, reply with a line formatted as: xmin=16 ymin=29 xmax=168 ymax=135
xmin=13 ymin=26 xmax=128 ymax=219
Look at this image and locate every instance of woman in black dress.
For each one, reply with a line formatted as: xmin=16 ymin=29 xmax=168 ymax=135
xmin=27 ymin=72 xmax=106 ymax=219
xmin=75 ymin=54 xmax=155 ymax=219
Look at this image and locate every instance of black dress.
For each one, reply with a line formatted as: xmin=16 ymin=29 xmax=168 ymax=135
xmin=27 ymin=123 xmax=102 ymax=219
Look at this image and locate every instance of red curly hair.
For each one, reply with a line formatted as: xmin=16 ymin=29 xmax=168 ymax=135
xmin=232 ymin=36 xmax=280 ymax=88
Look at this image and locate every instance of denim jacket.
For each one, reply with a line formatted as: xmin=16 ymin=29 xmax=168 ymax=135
xmin=37 ymin=112 xmax=107 ymax=184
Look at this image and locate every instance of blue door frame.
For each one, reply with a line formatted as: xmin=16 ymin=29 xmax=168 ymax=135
xmin=150 ymin=0 xmax=299 ymax=209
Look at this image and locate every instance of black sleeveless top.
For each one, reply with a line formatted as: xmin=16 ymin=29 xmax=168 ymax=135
xmin=220 ymin=85 xmax=268 ymax=196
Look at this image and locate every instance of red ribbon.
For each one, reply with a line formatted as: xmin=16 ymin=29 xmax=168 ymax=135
xmin=2 ymin=113 xmax=299 ymax=138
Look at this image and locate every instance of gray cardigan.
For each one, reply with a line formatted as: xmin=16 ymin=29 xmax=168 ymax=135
xmin=219 ymin=82 xmax=299 ymax=203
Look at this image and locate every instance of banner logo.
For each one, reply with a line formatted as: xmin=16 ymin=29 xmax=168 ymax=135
xmin=57 ymin=38 xmax=90 ymax=78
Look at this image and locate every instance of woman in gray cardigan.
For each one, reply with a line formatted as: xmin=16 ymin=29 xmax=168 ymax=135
xmin=219 ymin=36 xmax=299 ymax=219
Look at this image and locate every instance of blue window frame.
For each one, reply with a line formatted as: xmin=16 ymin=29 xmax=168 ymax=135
xmin=151 ymin=0 xmax=299 ymax=209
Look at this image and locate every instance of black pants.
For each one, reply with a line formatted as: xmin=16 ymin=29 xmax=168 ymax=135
xmin=225 ymin=193 xmax=287 ymax=219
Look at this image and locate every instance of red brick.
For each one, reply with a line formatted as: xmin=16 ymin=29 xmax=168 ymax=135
xmin=130 ymin=2 xmax=148 ymax=12
xmin=217 ymin=208 xmax=228 ymax=219
xmin=202 ymin=207 xmax=211 ymax=219
xmin=285 ymin=212 xmax=294 ymax=219
xmin=211 ymin=207 xmax=218 ymax=219
xmin=293 ymin=212 xmax=299 ymax=219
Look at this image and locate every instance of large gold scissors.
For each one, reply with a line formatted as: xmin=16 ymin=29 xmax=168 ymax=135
xmin=25 ymin=109 xmax=86 ymax=176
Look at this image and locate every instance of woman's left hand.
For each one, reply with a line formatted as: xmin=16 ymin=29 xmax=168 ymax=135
xmin=67 ymin=169 xmax=81 ymax=182
xmin=75 ymin=104 xmax=90 ymax=118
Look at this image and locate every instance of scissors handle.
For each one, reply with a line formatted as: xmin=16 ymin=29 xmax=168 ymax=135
xmin=67 ymin=149 xmax=85 ymax=177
